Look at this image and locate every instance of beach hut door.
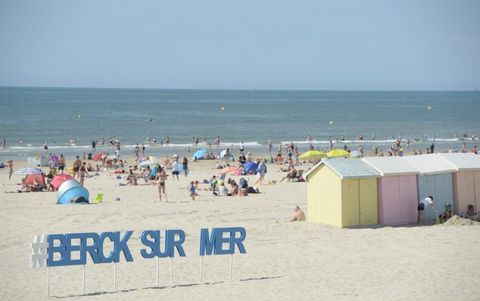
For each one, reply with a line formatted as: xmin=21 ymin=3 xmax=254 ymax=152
xmin=358 ymin=179 xmax=375 ymax=225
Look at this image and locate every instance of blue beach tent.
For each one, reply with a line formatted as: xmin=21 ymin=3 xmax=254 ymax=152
xmin=57 ymin=180 xmax=89 ymax=204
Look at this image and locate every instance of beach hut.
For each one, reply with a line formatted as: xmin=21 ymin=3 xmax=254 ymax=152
xmin=401 ymin=154 xmax=456 ymax=222
xmin=362 ymin=157 xmax=419 ymax=225
xmin=438 ymin=153 xmax=480 ymax=215
xmin=305 ymin=159 xmax=380 ymax=227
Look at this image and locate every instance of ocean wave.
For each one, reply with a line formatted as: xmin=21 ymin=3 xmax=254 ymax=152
xmin=1 ymin=137 xmax=470 ymax=153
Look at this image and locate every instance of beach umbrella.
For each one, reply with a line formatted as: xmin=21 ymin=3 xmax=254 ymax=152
xmin=106 ymin=154 xmax=118 ymax=160
xmin=349 ymin=151 xmax=362 ymax=158
xmin=192 ymin=149 xmax=207 ymax=160
xmin=244 ymin=162 xmax=259 ymax=174
xmin=148 ymin=156 xmax=159 ymax=163
xmin=299 ymin=150 xmax=327 ymax=161
xmin=219 ymin=166 xmax=243 ymax=175
xmin=14 ymin=167 xmax=43 ymax=175
xmin=51 ymin=174 xmax=75 ymax=190
xmin=25 ymin=174 xmax=45 ymax=186
xmin=139 ymin=160 xmax=156 ymax=167
xmin=93 ymin=152 xmax=105 ymax=161
xmin=327 ymin=149 xmax=350 ymax=158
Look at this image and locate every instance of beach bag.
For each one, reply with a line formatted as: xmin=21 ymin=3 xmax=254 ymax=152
xmin=239 ymin=177 xmax=248 ymax=189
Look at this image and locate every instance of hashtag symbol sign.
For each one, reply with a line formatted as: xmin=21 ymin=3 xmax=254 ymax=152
xmin=31 ymin=235 xmax=48 ymax=268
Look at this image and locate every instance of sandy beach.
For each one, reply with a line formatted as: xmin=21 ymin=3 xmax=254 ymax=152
xmin=1 ymin=157 xmax=479 ymax=301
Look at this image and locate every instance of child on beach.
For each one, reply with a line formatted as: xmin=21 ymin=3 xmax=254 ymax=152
xmin=188 ymin=181 xmax=196 ymax=200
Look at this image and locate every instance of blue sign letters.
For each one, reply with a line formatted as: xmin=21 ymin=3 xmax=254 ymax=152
xmin=199 ymin=227 xmax=247 ymax=256
xmin=43 ymin=227 xmax=246 ymax=267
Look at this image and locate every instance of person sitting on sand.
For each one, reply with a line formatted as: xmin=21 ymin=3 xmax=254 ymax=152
xmin=227 ymin=179 xmax=239 ymax=196
xmin=464 ymin=204 xmax=478 ymax=221
xmin=290 ymin=206 xmax=305 ymax=222
xmin=126 ymin=169 xmax=138 ymax=186
xmin=29 ymin=178 xmax=46 ymax=192
xmin=218 ymin=182 xmax=228 ymax=196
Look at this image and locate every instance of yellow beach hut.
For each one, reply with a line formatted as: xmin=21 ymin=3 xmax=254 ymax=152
xmin=305 ymin=159 xmax=380 ymax=227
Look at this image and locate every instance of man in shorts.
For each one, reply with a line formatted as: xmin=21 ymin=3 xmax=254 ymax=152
xmin=73 ymin=156 xmax=82 ymax=179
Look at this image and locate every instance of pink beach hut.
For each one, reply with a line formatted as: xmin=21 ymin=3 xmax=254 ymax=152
xmin=363 ymin=157 xmax=419 ymax=225
xmin=438 ymin=153 xmax=480 ymax=215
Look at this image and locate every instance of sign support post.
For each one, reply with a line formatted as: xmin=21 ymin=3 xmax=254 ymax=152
xmin=156 ymin=257 xmax=160 ymax=287
xmin=199 ymin=256 xmax=204 ymax=283
xmin=47 ymin=267 xmax=50 ymax=297
xmin=229 ymin=255 xmax=233 ymax=281
xmin=82 ymin=265 xmax=85 ymax=294
xmin=170 ymin=258 xmax=173 ymax=287
xmin=113 ymin=262 xmax=117 ymax=291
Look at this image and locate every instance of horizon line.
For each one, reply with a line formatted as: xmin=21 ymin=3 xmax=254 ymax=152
xmin=0 ymin=84 xmax=479 ymax=93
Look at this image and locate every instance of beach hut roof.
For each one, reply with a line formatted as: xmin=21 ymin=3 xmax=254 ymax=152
xmin=437 ymin=153 xmax=480 ymax=171
xmin=305 ymin=159 xmax=380 ymax=180
xmin=401 ymin=154 xmax=457 ymax=175
xmin=362 ymin=156 xmax=419 ymax=176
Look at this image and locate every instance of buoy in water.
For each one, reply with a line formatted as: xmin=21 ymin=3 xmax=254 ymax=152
xmin=329 ymin=120 xmax=334 ymax=125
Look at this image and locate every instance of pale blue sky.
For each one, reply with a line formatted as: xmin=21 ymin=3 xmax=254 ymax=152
xmin=0 ymin=0 xmax=479 ymax=90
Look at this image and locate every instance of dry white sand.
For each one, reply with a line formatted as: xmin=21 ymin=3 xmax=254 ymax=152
xmin=1 ymin=158 xmax=479 ymax=301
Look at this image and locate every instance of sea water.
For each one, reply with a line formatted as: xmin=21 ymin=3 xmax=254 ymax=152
xmin=0 ymin=87 xmax=479 ymax=159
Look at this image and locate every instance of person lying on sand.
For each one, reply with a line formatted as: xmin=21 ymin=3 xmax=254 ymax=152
xmin=290 ymin=206 xmax=305 ymax=222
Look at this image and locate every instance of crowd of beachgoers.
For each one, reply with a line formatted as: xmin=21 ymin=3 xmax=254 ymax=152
xmin=1 ymin=133 xmax=479 ymax=223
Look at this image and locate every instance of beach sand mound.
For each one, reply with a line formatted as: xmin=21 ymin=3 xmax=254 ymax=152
xmin=442 ymin=215 xmax=480 ymax=226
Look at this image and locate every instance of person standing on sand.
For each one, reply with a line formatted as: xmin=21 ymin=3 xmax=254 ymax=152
xmin=155 ymin=166 xmax=168 ymax=202
xmin=7 ymin=160 xmax=13 ymax=180
xmin=79 ymin=162 xmax=89 ymax=186
xmin=182 ymin=157 xmax=189 ymax=177
xmin=290 ymin=206 xmax=305 ymax=222
xmin=57 ymin=154 xmax=65 ymax=174
xmin=171 ymin=159 xmax=180 ymax=180
xmin=188 ymin=181 xmax=196 ymax=200
xmin=73 ymin=155 xmax=82 ymax=179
